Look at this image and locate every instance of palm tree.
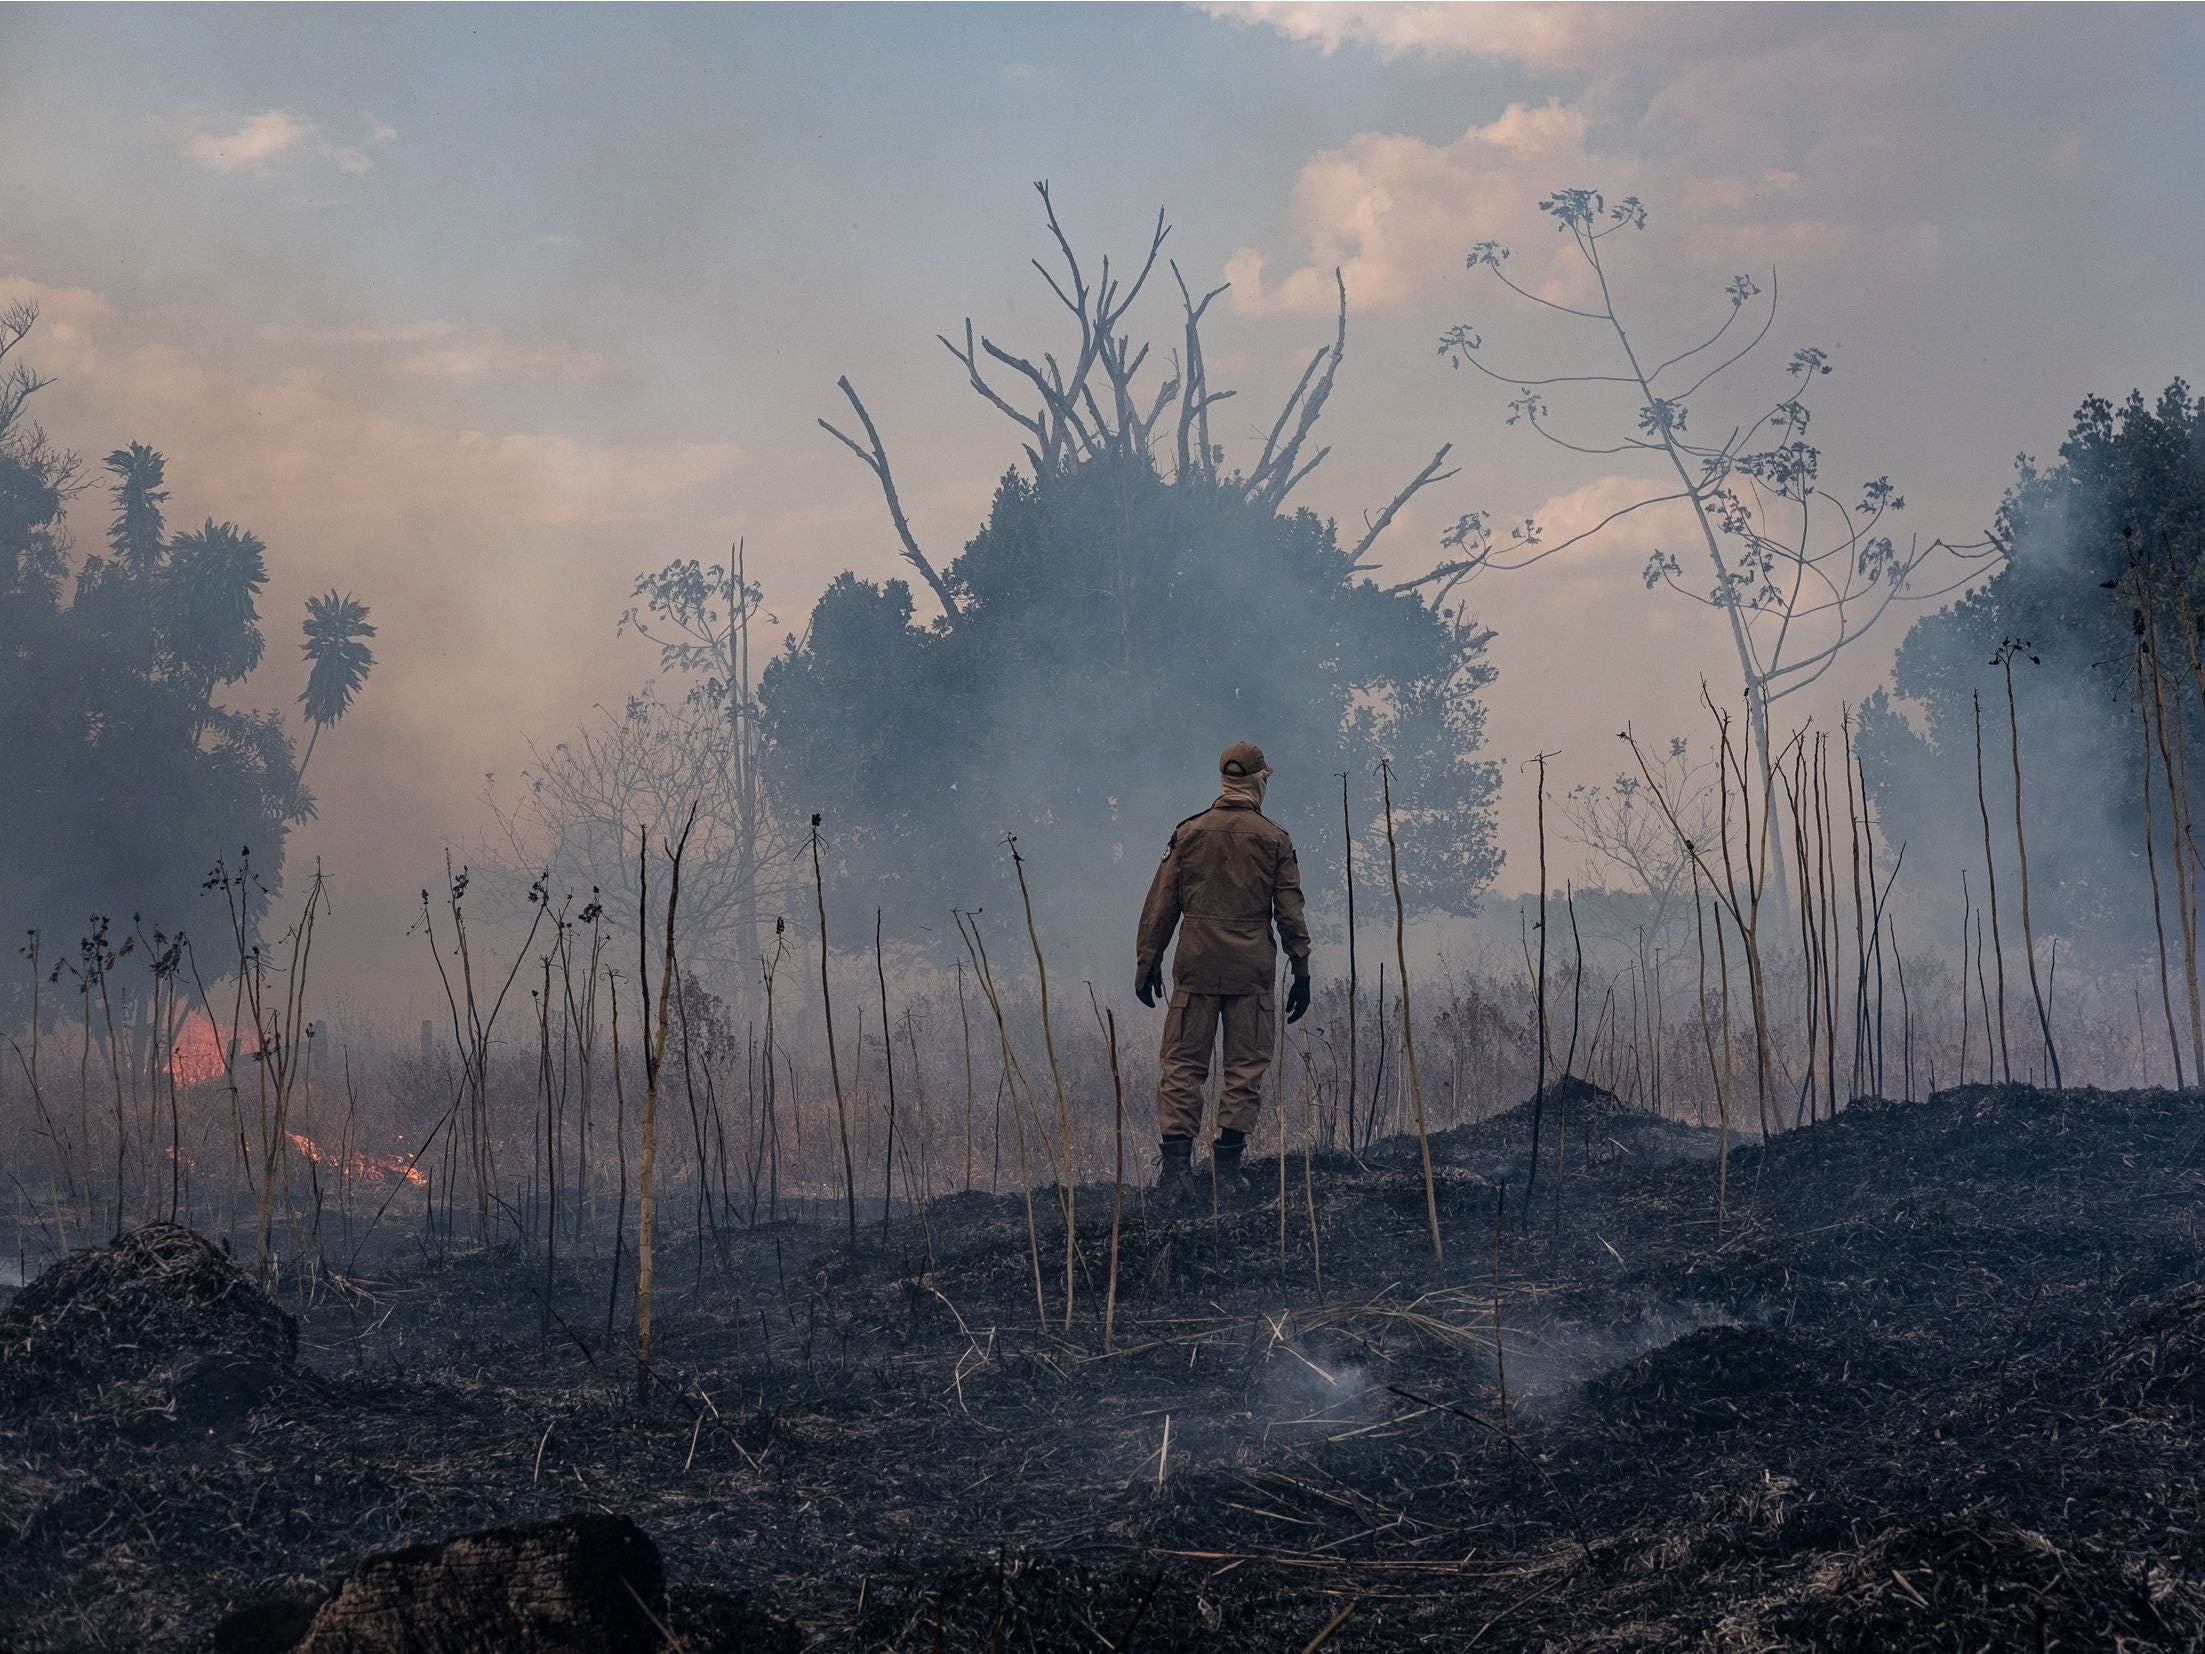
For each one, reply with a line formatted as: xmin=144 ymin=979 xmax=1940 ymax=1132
xmin=163 ymin=519 xmax=267 ymax=691
xmin=296 ymin=590 xmax=375 ymax=781
xmin=102 ymin=443 xmax=168 ymax=572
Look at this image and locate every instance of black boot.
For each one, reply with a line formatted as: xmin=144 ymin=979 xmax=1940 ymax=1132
xmin=1155 ymin=1136 xmax=1195 ymax=1213
xmin=1210 ymin=1129 xmax=1249 ymax=1211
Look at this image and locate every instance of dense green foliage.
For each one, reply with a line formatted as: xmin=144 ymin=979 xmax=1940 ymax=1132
xmin=760 ymin=453 xmax=1501 ymax=926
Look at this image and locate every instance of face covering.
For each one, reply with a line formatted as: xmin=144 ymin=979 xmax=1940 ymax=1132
xmin=1216 ymin=767 xmax=1270 ymax=810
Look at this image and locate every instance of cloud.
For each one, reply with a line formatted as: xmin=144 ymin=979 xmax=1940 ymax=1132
xmin=319 ymin=319 xmax=608 ymax=388
xmin=0 ymin=278 xmax=115 ymax=361
xmin=1218 ymin=5 xmax=2172 ymax=324
xmin=394 ymin=333 xmax=607 ymax=388
xmin=1520 ymin=473 xmax=1698 ymax=582
xmin=171 ymin=107 xmax=388 ymax=180
xmin=1225 ymin=101 xmax=1598 ymax=317
xmin=179 ymin=108 xmax=311 ymax=171
xmin=1210 ymin=2 xmax=1887 ymax=74
xmin=320 ymin=322 xmax=454 ymax=347
xmin=1424 ymin=473 xmax=1704 ymax=632
xmin=0 ymin=280 xmax=738 ymax=533
xmin=1222 ymin=1 xmax=1510 ymax=59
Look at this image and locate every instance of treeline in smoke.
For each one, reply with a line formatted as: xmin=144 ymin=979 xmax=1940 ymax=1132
xmin=0 ymin=304 xmax=376 ymax=1010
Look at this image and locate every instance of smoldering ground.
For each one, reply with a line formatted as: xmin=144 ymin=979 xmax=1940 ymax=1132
xmin=11 ymin=1078 xmax=2205 ymax=1651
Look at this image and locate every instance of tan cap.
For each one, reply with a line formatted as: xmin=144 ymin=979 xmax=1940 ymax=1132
xmin=1220 ymin=741 xmax=1269 ymax=778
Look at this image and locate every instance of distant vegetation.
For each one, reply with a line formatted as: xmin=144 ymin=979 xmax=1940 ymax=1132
xmin=0 ymin=305 xmax=374 ymax=992
xmin=1863 ymin=381 xmax=2205 ymax=947
xmin=768 ymin=187 xmax=1501 ymax=927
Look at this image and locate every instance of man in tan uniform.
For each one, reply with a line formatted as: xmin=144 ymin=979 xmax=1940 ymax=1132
xmin=1135 ymin=741 xmax=1312 ymax=1209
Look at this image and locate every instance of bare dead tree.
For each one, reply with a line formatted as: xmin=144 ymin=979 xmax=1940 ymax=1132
xmin=1972 ymin=691 xmax=2014 ymax=1083
xmin=1430 ymin=190 xmax=2002 ymax=888
xmin=1558 ymin=737 xmax=1713 ymax=927
xmin=1525 ymin=751 xmax=1552 ymax=1213
xmin=1381 ymin=760 xmax=1442 ymax=1263
xmin=821 ymin=184 xmax=1461 ymax=625
xmin=1555 ymin=734 xmax=1714 ymax=1019
xmin=1994 ymin=638 xmax=2060 ymax=1087
xmin=619 ymin=542 xmax=793 ymax=1005
xmin=2136 ymin=645 xmax=2186 ymax=1085
xmin=487 ymin=681 xmax=794 ymax=990
xmin=633 ymin=803 xmax=699 ymax=1404
xmin=1626 ymin=688 xmax=1789 ymax=1145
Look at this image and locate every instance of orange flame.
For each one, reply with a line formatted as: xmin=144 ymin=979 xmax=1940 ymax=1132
xmin=169 ymin=1011 xmax=257 ymax=1088
xmin=287 ymin=1130 xmax=428 ymax=1187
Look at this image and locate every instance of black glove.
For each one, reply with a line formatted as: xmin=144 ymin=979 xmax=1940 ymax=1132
xmin=1285 ymin=971 xmax=1311 ymax=1025
xmin=1136 ymin=963 xmax=1164 ymax=1008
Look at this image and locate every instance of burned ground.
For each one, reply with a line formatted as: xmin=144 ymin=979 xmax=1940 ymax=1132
xmin=3 ymin=1081 xmax=2203 ymax=1651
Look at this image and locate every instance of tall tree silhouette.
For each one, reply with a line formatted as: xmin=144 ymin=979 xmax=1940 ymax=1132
xmin=0 ymin=310 xmax=378 ymax=982
xmin=297 ymin=590 xmax=376 ymax=781
xmin=771 ymin=190 xmax=1500 ymax=923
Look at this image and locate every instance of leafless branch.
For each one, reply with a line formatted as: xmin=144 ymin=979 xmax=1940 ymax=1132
xmin=1484 ymin=263 xmax=1610 ymax=323
xmin=1388 ymin=491 xmax=1691 ymax=592
xmin=1349 ymin=444 xmax=1458 ymax=566
xmin=1251 ymin=346 xmax=1328 ymax=483
xmin=1668 ymin=273 xmax=1781 ymax=402
xmin=1247 ymin=270 xmax=1348 ymax=509
xmin=817 ymin=376 xmax=964 ymax=628
xmin=1170 ymin=261 xmax=1231 ymax=481
xmin=941 ymin=320 xmax=1046 ymax=449
xmin=1647 ymin=271 xmax=1775 ymax=385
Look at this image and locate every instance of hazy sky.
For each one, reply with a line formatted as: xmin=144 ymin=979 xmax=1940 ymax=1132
xmin=3 ymin=3 xmax=2201 ymax=1013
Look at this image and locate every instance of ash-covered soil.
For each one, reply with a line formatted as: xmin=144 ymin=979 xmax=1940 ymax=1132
xmin=5 ymin=1080 xmax=2205 ymax=1650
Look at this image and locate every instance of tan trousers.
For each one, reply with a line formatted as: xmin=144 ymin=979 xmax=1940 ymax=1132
xmin=1156 ymin=988 xmax=1275 ymax=1140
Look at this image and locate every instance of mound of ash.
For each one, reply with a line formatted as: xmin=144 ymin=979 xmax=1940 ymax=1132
xmin=215 ymin=1512 xmax=687 ymax=1654
xmin=1422 ymin=1072 xmax=1719 ymax=1176
xmin=1585 ymin=1321 xmax=1907 ymax=1436
xmin=1488 ymin=1071 xmax=1636 ymax=1127
xmin=0 ymin=1222 xmax=297 ymax=1424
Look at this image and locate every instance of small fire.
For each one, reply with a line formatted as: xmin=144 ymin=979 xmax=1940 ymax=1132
xmin=168 ymin=1011 xmax=257 ymax=1088
xmin=287 ymin=1130 xmax=428 ymax=1187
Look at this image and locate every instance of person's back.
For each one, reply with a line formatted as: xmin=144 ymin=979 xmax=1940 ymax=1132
xmin=1139 ymin=800 xmax=1299 ymax=995
xmin=1134 ymin=741 xmax=1312 ymax=1209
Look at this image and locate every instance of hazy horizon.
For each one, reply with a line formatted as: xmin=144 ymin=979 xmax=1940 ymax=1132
xmin=4 ymin=2 xmax=2201 ymax=1022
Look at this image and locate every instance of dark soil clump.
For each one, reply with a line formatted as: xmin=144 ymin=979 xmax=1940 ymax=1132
xmin=0 ymin=1222 xmax=297 ymax=1418
xmin=221 ymin=1511 xmax=668 ymax=1654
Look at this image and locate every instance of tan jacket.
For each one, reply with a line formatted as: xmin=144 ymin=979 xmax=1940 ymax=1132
xmin=1137 ymin=799 xmax=1312 ymax=995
